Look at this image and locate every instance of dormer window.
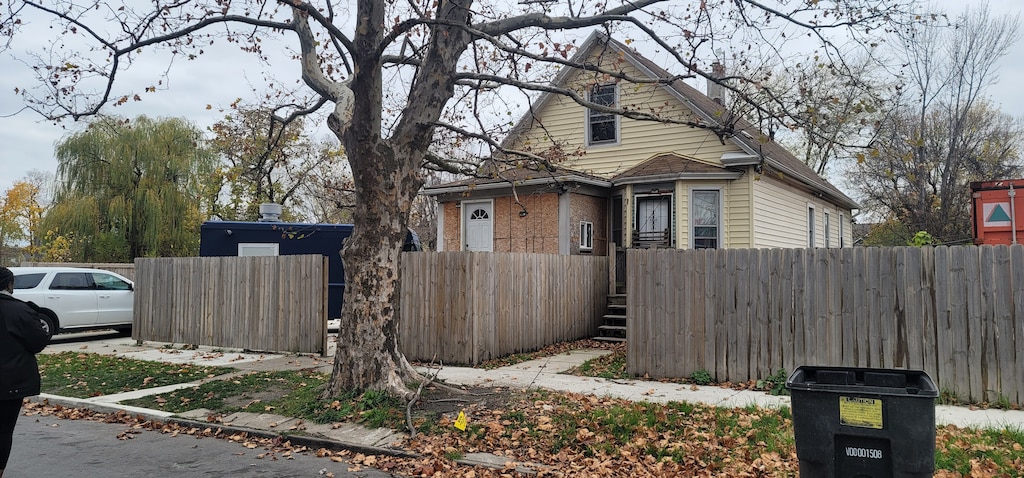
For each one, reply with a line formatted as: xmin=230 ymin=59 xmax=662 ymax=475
xmin=587 ymin=84 xmax=618 ymax=146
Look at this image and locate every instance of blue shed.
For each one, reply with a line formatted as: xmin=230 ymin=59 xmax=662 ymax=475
xmin=200 ymin=220 xmax=421 ymax=319
xmin=199 ymin=221 xmax=353 ymax=319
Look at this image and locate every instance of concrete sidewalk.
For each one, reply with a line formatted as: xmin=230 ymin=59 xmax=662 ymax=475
xmin=32 ymin=334 xmax=1024 ymax=465
xmin=426 ymin=349 xmax=1024 ymax=431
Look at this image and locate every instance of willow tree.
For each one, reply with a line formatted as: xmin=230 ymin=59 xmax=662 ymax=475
xmin=44 ymin=116 xmax=217 ymax=261
xmin=4 ymin=1 xmax=918 ymax=397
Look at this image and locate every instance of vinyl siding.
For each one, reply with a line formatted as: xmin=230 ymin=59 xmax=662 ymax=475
xmin=752 ymin=174 xmax=852 ymax=248
xmin=673 ymin=174 xmax=752 ymax=249
xmin=675 ymin=182 xmax=688 ymax=247
xmin=725 ymin=171 xmax=753 ymax=248
xmin=508 ymin=61 xmax=741 ymax=177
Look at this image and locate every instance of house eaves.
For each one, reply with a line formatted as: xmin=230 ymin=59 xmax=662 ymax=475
xmin=730 ymin=136 xmax=860 ymax=210
xmin=421 ymin=174 xmax=612 ymax=196
xmin=612 ymin=171 xmax=743 ymax=186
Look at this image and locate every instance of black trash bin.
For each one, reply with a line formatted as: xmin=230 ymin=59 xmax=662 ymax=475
xmin=786 ymin=366 xmax=938 ymax=478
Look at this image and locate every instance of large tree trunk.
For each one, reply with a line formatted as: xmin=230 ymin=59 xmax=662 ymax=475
xmin=322 ymin=158 xmax=423 ymax=398
xmin=321 ymin=0 xmax=416 ymax=399
xmin=321 ymin=0 xmax=473 ymax=398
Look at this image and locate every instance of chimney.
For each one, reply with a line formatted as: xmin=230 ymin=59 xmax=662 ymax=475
xmin=707 ymin=61 xmax=726 ymax=105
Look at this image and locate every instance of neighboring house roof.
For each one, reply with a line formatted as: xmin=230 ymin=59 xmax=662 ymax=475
xmin=499 ymin=32 xmax=858 ymax=210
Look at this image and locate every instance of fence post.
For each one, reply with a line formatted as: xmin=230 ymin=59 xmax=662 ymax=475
xmin=609 ymin=242 xmax=617 ymax=296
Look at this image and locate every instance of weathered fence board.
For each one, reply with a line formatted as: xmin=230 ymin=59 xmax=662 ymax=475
xmin=1013 ymin=246 xmax=1024 ymax=405
xmin=627 ymin=245 xmax=1024 ymax=406
xmin=133 ymin=255 xmax=328 ymax=355
xmin=399 ymin=252 xmax=607 ymax=366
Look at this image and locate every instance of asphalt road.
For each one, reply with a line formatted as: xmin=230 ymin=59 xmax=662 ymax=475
xmin=7 ymin=411 xmax=395 ymax=478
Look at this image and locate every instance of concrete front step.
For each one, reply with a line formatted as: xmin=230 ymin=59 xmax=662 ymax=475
xmin=592 ymin=336 xmax=626 ymax=343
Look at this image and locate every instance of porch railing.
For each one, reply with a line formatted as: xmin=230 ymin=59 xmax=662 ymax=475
xmin=631 ymin=229 xmax=671 ymax=248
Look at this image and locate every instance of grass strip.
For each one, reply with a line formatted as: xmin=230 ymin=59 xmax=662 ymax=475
xmin=567 ymin=349 xmax=631 ymax=379
xmin=121 ymin=370 xmax=406 ymax=428
xmin=38 ymin=352 xmax=234 ymax=398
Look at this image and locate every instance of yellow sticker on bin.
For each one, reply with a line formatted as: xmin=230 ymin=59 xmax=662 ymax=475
xmin=839 ymin=396 xmax=883 ymax=429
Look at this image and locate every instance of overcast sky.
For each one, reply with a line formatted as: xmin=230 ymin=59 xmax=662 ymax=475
xmin=2 ymin=0 xmax=1022 ymax=198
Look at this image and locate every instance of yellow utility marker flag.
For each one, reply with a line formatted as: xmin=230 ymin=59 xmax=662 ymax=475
xmin=454 ymin=410 xmax=467 ymax=431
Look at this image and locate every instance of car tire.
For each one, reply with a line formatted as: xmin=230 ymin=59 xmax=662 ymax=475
xmin=38 ymin=313 xmax=56 ymax=342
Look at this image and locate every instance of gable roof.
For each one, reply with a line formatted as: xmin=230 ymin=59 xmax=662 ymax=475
xmin=503 ymin=32 xmax=858 ymax=210
xmin=612 ymin=153 xmax=742 ymax=185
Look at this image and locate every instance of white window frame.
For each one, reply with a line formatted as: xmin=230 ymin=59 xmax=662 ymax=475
xmin=586 ymin=84 xmax=620 ymax=147
xmin=807 ymin=205 xmax=816 ymax=248
xmin=824 ymin=212 xmax=831 ymax=248
xmin=690 ymin=188 xmax=722 ymax=249
xmin=580 ymin=221 xmax=594 ymax=252
xmin=238 ymin=243 xmax=280 ymax=256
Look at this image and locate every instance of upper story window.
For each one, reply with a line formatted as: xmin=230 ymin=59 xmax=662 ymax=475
xmin=587 ymin=84 xmax=618 ymax=146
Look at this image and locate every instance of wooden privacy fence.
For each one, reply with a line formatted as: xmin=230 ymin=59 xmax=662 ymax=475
xmin=20 ymin=261 xmax=136 ymax=280
xmin=627 ymin=245 xmax=1024 ymax=405
xmin=399 ymin=252 xmax=608 ymax=365
xmin=133 ymin=255 xmax=328 ymax=355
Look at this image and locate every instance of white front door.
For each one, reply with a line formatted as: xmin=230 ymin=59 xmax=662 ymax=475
xmin=463 ymin=201 xmax=493 ymax=252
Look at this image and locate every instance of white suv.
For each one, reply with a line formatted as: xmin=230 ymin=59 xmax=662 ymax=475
xmin=10 ymin=267 xmax=134 ymax=339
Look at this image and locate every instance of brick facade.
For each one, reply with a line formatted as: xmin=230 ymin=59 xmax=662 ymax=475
xmin=439 ymin=192 xmax=608 ymax=255
xmin=570 ymin=194 xmax=609 ymax=255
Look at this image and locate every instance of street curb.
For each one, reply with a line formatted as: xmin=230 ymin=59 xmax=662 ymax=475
xmin=25 ymin=395 xmax=420 ymax=460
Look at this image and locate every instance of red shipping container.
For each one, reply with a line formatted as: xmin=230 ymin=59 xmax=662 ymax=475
xmin=971 ymin=179 xmax=1024 ymax=245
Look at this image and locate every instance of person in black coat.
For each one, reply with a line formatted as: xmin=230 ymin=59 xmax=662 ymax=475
xmin=0 ymin=267 xmax=49 ymax=478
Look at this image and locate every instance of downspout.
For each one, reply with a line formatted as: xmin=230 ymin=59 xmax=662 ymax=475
xmin=558 ymin=185 xmax=570 ymax=255
xmin=436 ymin=202 xmax=445 ymax=251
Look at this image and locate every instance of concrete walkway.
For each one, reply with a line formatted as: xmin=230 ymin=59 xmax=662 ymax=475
xmin=31 ymin=334 xmax=1024 ymax=467
xmin=421 ymin=349 xmax=1024 ymax=430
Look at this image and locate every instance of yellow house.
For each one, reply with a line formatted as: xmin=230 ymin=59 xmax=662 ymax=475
xmin=423 ymin=33 xmax=857 ymax=256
